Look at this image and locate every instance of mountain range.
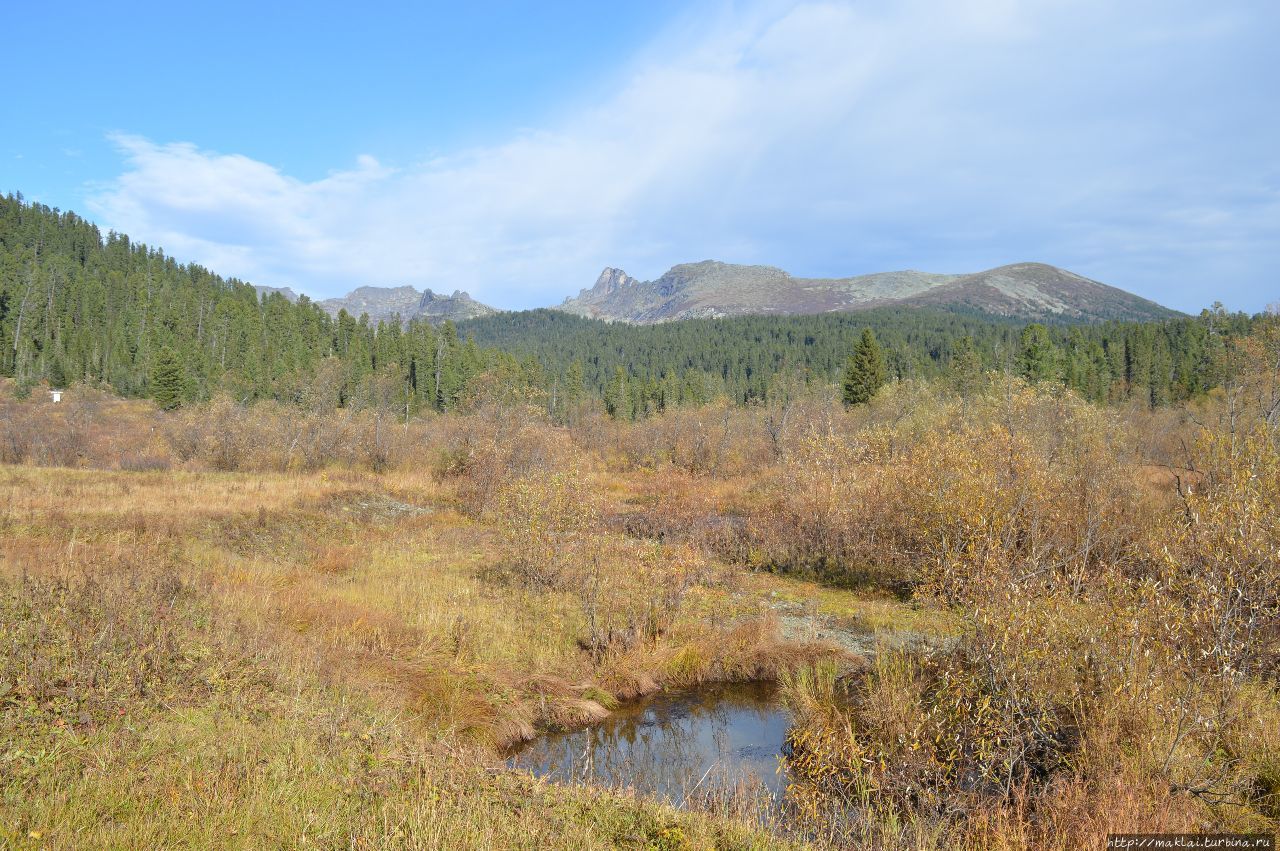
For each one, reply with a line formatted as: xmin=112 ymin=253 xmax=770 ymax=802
xmin=558 ymin=261 xmax=1179 ymax=324
xmin=318 ymin=286 xmax=497 ymax=325
xmin=261 ymin=260 xmax=1178 ymax=326
xmin=255 ymin=284 xmax=497 ymax=325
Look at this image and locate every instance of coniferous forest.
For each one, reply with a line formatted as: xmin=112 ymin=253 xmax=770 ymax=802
xmin=459 ymin=302 xmax=1252 ymax=413
xmin=0 ymin=193 xmax=1264 ymax=421
xmin=0 ymin=194 xmax=495 ymax=414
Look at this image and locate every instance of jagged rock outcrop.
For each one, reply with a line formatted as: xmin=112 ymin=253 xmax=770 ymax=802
xmin=254 ymin=285 xmax=299 ymax=302
xmin=318 ymin=286 xmax=497 ymax=325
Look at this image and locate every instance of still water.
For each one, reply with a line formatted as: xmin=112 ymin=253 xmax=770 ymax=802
xmin=507 ymin=682 xmax=792 ymax=804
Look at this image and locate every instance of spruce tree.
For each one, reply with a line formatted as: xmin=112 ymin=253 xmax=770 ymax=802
xmin=842 ymin=328 xmax=886 ymax=406
xmin=151 ymin=347 xmax=186 ymax=410
xmin=604 ymin=366 xmax=631 ymax=419
xmin=1019 ymin=323 xmax=1058 ymax=383
xmin=949 ymin=335 xmax=982 ymax=396
xmin=47 ymin=357 xmax=69 ymax=389
xmin=562 ymin=360 xmax=586 ymax=424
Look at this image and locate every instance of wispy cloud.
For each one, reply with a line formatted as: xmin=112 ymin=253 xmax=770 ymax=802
xmin=89 ymin=0 xmax=1279 ymax=312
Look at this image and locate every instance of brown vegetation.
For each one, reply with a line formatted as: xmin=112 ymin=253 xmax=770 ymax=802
xmin=776 ymin=323 xmax=1280 ymax=848
xmin=1 ymin=314 xmax=1277 ymax=848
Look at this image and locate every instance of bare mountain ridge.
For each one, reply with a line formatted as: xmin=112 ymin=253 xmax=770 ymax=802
xmin=315 ymin=286 xmax=498 ymax=325
xmin=559 ymin=260 xmax=1177 ymax=323
xmin=254 ymin=284 xmax=300 ymax=302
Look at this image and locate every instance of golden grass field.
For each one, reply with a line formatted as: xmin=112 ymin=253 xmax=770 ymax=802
xmin=2 ymin=336 xmax=1277 ymax=850
xmin=0 ymin=459 xmax=939 ymax=849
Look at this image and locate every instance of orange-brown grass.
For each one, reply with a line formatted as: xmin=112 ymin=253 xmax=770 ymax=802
xmin=772 ymin=371 xmax=1279 ymax=848
xmin=2 ymin=394 xmax=947 ymax=750
xmin=1 ymin=460 xmax=830 ymax=847
xmin=0 ymin=554 xmax=784 ymax=848
xmin=11 ymin=338 xmax=1271 ymax=849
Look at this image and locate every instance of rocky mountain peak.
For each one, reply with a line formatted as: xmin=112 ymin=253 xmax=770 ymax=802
xmin=556 ymin=260 xmax=1178 ymax=324
xmin=593 ymin=268 xmax=638 ymax=295
xmin=254 ymin=284 xmax=299 ymax=303
xmin=319 ymin=285 xmax=497 ymax=325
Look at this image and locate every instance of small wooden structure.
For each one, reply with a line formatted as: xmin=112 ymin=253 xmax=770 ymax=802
xmin=49 ymin=389 xmax=63 ymax=403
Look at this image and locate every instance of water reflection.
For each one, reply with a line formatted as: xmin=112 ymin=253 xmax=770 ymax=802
xmin=507 ymin=682 xmax=791 ymax=804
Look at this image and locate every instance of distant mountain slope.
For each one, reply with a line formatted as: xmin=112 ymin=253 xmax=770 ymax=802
xmin=318 ymin=286 xmax=497 ymax=325
xmin=897 ymin=263 xmax=1176 ymax=323
xmin=558 ymin=260 xmax=1177 ymax=323
xmin=254 ymin=284 xmax=299 ymax=302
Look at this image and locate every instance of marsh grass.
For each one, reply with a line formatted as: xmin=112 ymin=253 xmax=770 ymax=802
xmin=5 ymin=325 xmax=1274 ymax=850
xmin=0 ymin=460 xmax=853 ymax=848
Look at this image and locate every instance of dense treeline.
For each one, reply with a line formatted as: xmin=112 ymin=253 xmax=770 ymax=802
xmin=460 ymin=305 xmax=1257 ymax=414
xmin=0 ymin=193 xmax=524 ymax=413
xmin=1 ymin=192 xmax=1262 ymax=420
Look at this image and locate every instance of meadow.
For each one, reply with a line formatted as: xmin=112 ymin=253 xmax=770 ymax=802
xmin=1 ymin=313 xmax=1277 ymax=849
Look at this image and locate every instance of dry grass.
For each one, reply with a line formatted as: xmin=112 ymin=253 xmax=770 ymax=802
xmin=0 ymin=457 xmax=862 ymax=848
xmin=6 ymin=326 xmax=1275 ymax=850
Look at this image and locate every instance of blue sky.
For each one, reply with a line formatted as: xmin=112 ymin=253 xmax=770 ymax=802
xmin=4 ymin=0 xmax=1278 ymax=313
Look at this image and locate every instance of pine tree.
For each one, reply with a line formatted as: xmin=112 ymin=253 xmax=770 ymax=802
xmin=842 ymin=328 xmax=887 ymax=406
xmin=562 ymin=360 xmax=586 ymax=424
xmin=47 ymin=357 xmax=69 ymax=389
xmin=604 ymin=366 xmax=631 ymax=419
xmin=1019 ymin=324 xmax=1058 ymax=383
xmin=150 ymin=347 xmax=186 ymax=410
xmin=949 ymin=335 xmax=982 ymax=396
xmin=1149 ymin=332 xmax=1173 ymax=408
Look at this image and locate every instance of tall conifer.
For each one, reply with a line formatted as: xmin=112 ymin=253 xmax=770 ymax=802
xmin=151 ymin=347 xmax=186 ymax=410
xmin=842 ymin=328 xmax=887 ymax=406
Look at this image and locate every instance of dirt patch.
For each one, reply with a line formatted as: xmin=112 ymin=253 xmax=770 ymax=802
xmin=769 ymin=599 xmax=946 ymax=665
xmin=311 ymin=489 xmax=434 ymax=523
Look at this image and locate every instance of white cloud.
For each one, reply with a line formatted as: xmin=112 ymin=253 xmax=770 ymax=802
xmin=89 ymin=0 xmax=1279 ymax=312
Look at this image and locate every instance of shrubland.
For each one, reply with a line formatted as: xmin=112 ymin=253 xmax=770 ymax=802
xmin=1 ymin=312 xmax=1277 ymax=849
xmin=778 ymin=319 xmax=1280 ymax=848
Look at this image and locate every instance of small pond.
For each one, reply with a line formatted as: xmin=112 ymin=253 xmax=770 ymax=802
xmin=507 ymin=682 xmax=792 ymax=805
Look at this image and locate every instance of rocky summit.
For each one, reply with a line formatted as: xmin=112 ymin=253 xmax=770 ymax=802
xmin=558 ymin=260 xmax=1178 ymax=324
xmin=317 ymin=286 xmax=497 ymax=325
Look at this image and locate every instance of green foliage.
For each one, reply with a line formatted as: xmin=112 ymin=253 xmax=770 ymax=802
xmin=949 ymin=334 xmax=983 ymax=395
xmin=0 ymin=194 xmax=532 ymax=414
xmin=604 ymin=366 xmax=631 ymax=419
xmin=149 ymin=346 xmax=187 ymax=409
xmin=1019 ymin=323 xmax=1058 ymax=382
xmin=461 ymin=305 xmax=1257 ymax=415
xmin=842 ymin=328 xmax=887 ymax=406
xmin=1 ymin=193 xmax=1259 ymax=420
xmin=46 ymin=357 xmax=69 ymax=389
